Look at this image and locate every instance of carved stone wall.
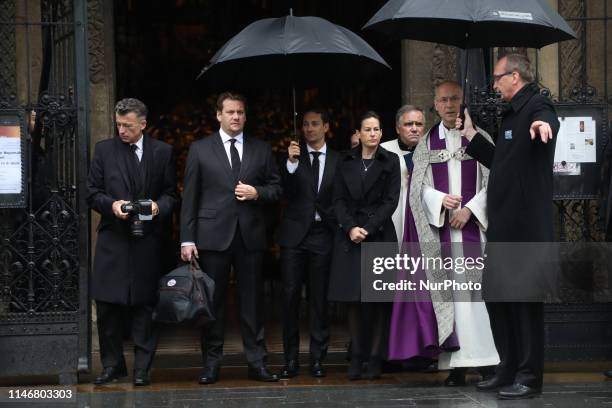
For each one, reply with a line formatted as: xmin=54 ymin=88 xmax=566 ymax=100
xmin=86 ymin=0 xmax=115 ymax=315
xmin=559 ymin=0 xmax=586 ymax=100
xmin=431 ymin=44 xmax=457 ymax=86
xmin=87 ymin=0 xmax=115 ymax=150
xmin=401 ymin=41 xmax=457 ymax=126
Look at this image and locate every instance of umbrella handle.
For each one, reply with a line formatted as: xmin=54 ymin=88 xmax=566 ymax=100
xmin=292 ymin=86 xmax=299 ymax=141
xmin=458 ymin=104 xmax=466 ymax=131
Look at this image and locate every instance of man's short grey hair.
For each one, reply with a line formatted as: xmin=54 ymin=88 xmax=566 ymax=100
xmin=501 ymin=53 xmax=535 ymax=83
xmin=434 ymin=80 xmax=463 ymax=98
xmin=115 ymin=98 xmax=148 ymax=119
xmin=395 ymin=104 xmax=425 ymax=127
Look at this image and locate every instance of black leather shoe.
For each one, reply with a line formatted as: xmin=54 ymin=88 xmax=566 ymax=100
xmin=444 ymin=368 xmax=467 ymax=386
xmin=279 ymin=360 xmax=300 ymax=379
xmin=133 ymin=369 xmax=151 ymax=386
xmin=310 ymin=360 xmax=326 ymax=378
xmin=348 ymin=358 xmax=362 ymax=381
xmin=604 ymin=370 xmax=612 ymax=378
xmin=476 ymin=375 xmax=513 ymax=391
xmin=498 ymin=383 xmax=542 ymax=400
xmin=93 ymin=366 xmax=127 ymax=385
xmin=198 ymin=366 xmax=220 ymax=385
xmin=478 ymin=366 xmax=496 ymax=381
xmin=248 ymin=365 xmax=279 ymax=382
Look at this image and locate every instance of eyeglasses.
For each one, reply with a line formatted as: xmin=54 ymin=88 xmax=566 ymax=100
xmin=492 ymin=71 xmax=513 ymax=83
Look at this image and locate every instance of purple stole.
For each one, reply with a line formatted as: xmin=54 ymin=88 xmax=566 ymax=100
xmin=388 ymin=134 xmax=460 ymax=360
xmin=429 ymin=124 xmax=481 ymax=245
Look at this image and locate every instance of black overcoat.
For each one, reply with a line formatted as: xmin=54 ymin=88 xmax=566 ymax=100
xmin=466 ymin=82 xmax=559 ymax=242
xmin=466 ymin=83 xmax=560 ymax=301
xmin=87 ymin=135 xmax=177 ymax=305
xmin=328 ymin=145 xmax=400 ymax=302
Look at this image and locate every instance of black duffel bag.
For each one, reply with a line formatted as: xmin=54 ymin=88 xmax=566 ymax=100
xmin=153 ymin=258 xmax=215 ymax=327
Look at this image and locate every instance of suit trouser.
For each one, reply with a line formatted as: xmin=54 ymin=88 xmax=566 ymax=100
xmin=486 ymin=301 xmax=544 ymax=388
xmin=198 ymin=226 xmax=266 ymax=367
xmin=96 ymin=301 xmax=158 ymax=371
xmin=280 ymin=222 xmax=331 ymax=362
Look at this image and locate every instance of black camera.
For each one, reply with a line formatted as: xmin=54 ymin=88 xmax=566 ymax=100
xmin=120 ymin=199 xmax=153 ymax=238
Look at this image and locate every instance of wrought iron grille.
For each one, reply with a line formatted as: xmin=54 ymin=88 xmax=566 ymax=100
xmin=0 ymin=0 xmax=89 ymax=379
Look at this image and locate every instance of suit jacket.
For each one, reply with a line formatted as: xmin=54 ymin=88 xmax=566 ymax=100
xmin=87 ymin=135 xmax=177 ymax=305
xmin=328 ymin=145 xmax=400 ymax=302
xmin=180 ymin=132 xmax=282 ymax=252
xmin=277 ymin=143 xmax=339 ymax=248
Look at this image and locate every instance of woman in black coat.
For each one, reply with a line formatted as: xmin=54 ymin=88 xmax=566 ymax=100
xmin=328 ymin=111 xmax=400 ymax=380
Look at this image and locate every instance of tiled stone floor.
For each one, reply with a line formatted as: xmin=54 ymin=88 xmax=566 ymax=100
xmin=3 ymin=366 xmax=612 ymax=408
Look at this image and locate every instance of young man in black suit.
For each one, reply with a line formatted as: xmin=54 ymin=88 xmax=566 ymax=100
xmin=277 ymin=109 xmax=339 ymax=379
xmin=180 ymin=92 xmax=282 ymax=384
xmin=88 ymin=98 xmax=177 ymax=386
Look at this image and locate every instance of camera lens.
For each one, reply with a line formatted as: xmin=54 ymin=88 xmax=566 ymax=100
xmin=121 ymin=203 xmax=134 ymax=213
xmin=130 ymin=219 xmax=145 ymax=238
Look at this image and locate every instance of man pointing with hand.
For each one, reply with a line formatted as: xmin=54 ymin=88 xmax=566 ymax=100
xmin=460 ymin=53 xmax=559 ymax=400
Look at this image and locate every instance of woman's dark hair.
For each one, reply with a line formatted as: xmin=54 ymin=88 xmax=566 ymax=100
xmin=358 ymin=110 xmax=381 ymax=129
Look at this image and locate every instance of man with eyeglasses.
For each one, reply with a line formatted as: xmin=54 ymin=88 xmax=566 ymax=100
xmin=459 ymin=53 xmax=560 ymax=399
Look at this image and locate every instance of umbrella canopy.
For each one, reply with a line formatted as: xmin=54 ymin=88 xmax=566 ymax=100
xmin=198 ymin=14 xmax=390 ymax=88
xmin=363 ymin=0 xmax=576 ymax=49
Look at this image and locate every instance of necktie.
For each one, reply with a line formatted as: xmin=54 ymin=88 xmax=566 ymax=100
xmin=129 ymin=144 xmax=143 ymax=197
xmin=130 ymin=144 xmax=140 ymax=164
xmin=311 ymin=151 xmax=321 ymax=194
xmin=230 ymin=138 xmax=241 ymax=181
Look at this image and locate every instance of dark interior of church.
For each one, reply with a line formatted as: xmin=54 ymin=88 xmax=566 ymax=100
xmin=111 ymin=0 xmax=403 ymax=352
xmin=113 ymin=0 xmax=401 ymax=174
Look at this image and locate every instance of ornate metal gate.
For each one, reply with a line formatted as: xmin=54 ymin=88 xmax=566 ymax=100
xmin=0 ymin=0 xmax=89 ymax=383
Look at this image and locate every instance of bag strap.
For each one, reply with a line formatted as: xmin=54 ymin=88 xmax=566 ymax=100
xmin=189 ymin=258 xmax=205 ymax=301
xmin=190 ymin=257 xmax=202 ymax=274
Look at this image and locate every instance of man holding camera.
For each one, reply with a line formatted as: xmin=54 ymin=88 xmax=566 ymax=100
xmin=87 ymin=98 xmax=177 ymax=386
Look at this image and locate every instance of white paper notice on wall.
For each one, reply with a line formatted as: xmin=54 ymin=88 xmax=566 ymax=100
xmin=0 ymin=126 xmax=22 ymax=194
xmin=553 ymin=116 xmax=596 ymax=163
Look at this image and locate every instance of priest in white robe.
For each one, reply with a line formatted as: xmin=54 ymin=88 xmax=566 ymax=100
xmin=413 ymin=80 xmax=499 ymax=386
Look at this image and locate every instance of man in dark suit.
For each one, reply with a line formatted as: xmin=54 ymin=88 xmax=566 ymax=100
xmin=460 ymin=53 xmax=559 ymax=400
xmin=277 ymin=108 xmax=339 ymax=379
xmin=180 ymin=92 xmax=282 ymax=384
xmin=87 ymin=98 xmax=177 ymax=386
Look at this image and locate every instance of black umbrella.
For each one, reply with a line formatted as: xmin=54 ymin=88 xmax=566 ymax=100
xmin=363 ymin=0 xmax=576 ymax=49
xmin=198 ymin=11 xmax=391 ymax=136
xmin=363 ymin=0 xmax=576 ymax=108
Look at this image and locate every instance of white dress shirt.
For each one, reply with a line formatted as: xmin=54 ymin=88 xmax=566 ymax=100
xmin=219 ymin=128 xmax=243 ymax=167
xmin=286 ymin=143 xmax=327 ymax=221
